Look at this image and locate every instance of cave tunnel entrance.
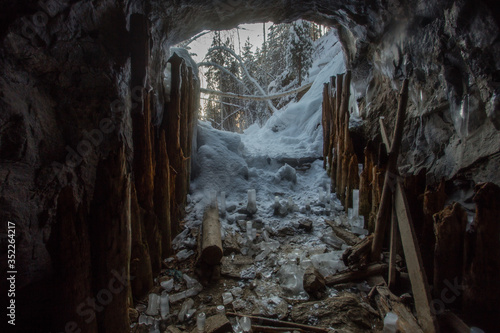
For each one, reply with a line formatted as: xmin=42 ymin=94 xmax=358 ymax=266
xmin=3 ymin=1 xmax=500 ymax=332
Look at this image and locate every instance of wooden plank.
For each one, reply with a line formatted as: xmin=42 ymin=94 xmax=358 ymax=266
xmin=375 ymin=285 xmax=425 ymax=333
xmin=395 ymin=181 xmax=439 ymax=333
xmin=379 ymin=117 xmax=391 ymax=150
xmin=226 ymin=313 xmax=329 ymax=333
xmin=325 ymin=263 xmax=388 ymax=286
xmin=371 ymin=78 xmax=409 ymax=262
xmin=388 ymin=203 xmax=399 ymax=290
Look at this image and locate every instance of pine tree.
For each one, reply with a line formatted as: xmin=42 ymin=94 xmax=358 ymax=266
xmin=287 ymin=20 xmax=313 ymax=86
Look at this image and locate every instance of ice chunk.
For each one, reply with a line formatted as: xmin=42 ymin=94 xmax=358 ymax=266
xmin=138 ymin=314 xmax=148 ymax=325
xmin=470 ymin=327 xmax=485 ymax=333
xmin=160 ymin=291 xmax=169 ymax=320
xmin=278 ymin=263 xmax=307 ymax=298
xmin=160 ymin=278 xmax=174 ymax=292
xmin=197 ymin=312 xmax=206 ymax=332
xmin=321 ymin=233 xmax=345 ymax=249
xmin=231 ymin=286 xmax=244 ymax=298
xmin=319 ymin=188 xmax=325 ymax=202
xmin=222 ymin=292 xmax=234 ymax=305
xmin=310 ymin=251 xmax=345 ymax=277
xmin=240 ymin=316 xmax=252 ymax=332
xmin=275 ymin=163 xmax=297 ymax=184
xmin=246 ymin=221 xmax=255 ymax=242
xmin=172 ymin=228 xmax=190 ymax=250
xmin=178 ymin=298 xmax=194 ymax=322
xmin=247 ymin=189 xmax=257 ymax=215
xmin=216 ymin=305 xmax=225 ymax=314
xmin=176 ymin=249 xmax=194 ymax=261
xmin=383 ymin=312 xmax=398 ymax=333
xmin=186 ymin=309 xmax=196 ymax=320
xmin=145 ymin=293 xmax=160 ymax=316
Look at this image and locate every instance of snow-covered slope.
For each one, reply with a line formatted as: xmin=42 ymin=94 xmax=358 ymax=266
xmin=242 ymin=31 xmax=344 ymax=159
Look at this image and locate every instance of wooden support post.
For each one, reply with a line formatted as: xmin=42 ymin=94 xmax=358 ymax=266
xmin=371 ymin=79 xmax=409 ymax=262
xmin=388 ymin=202 xmax=400 ymax=290
xmin=379 ymin=117 xmax=390 ymax=150
xmin=394 ymin=181 xmax=439 ymax=333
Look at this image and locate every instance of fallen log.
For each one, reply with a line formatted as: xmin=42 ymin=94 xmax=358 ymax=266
xmin=325 ymin=263 xmax=388 ymax=286
xmin=201 ymin=205 xmax=223 ymax=266
xmin=342 ymin=234 xmax=373 ymax=267
xmin=324 ymin=219 xmax=361 ymax=246
xmin=226 ymin=313 xmax=329 ymax=333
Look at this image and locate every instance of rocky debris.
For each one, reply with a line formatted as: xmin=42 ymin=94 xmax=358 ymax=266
xmin=221 ymin=255 xmax=254 ymax=279
xmin=303 ymin=266 xmax=326 ymax=299
xmin=129 ymin=308 xmax=139 ymax=323
xmin=291 ymin=294 xmax=379 ymax=331
xmin=298 ymin=218 xmax=313 ymax=232
xmin=195 ymin=314 xmax=232 ymax=333
xmin=222 ymin=231 xmax=241 ymax=255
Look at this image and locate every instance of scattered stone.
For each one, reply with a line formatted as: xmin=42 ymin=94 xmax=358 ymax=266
xmin=226 ymin=204 xmax=237 ymax=213
xmin=221 ymin=255 xmax=254 ymax=279
xmin=291 ymin=294 xmax=379 ymax=331
xmin=277 ymin=225 xmax=295 ymax=237
xmin=192 ymin=314 xmax=232 ymax=333
xmin=303 ymin=266 xmax=326 ymax=299
xmin=201 ymin=295 xmax=213 ymax=304
xmin=223 ymin=231 xmax=241 ymax=255
xmin=298 ymin=219 xmax=313 ymax=232
xmin=167 ymin=325 xmax=184 ymax=333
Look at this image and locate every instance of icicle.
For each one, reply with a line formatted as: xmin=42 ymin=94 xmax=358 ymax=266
xmin=247 ymin=189 xmax=257 ymax=214
xmin=219 ymin=191 xmax=226 ymax=217
xmin=319 ymin=188 xmax=325 ymax=202
xmin=240 ymin=316 xmax=252 ymax=332
xmin=352 ymin=189 xmax=359 ymax=219
xmin=246 ymin=221 xmax=254 ymax=242
xmin=160 ymin=291 xmax=169 ymax=320
xmin=197 ymin=312 xmax=206 ymax=332
xmin=210 ymin=190 xmax=217 ymax=208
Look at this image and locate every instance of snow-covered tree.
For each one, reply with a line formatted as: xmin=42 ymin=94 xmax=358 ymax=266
xmin=287 ymin=20 xmax=313 ymax=86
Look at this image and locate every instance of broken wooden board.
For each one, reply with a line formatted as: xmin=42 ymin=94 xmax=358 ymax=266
xmin=374 ymin=285 xmax=424 ymax=333
xmin=394 ymin=181 xmax=439 ymax=333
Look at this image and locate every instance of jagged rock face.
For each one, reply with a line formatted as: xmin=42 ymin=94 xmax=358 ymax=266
xmin=0 ymin=0 xmax=499 ymax=331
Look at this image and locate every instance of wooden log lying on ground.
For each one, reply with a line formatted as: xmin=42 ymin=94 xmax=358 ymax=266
xmin=374 ymin=285 xmax=424 ymax=333
xmin=325 ymin=219 xmax=361 ymax=246
xmin=325 ymin=263 xmax=388 ymax=286
xmin=201 ymin=205 xmax=223 ymax=265
xmin=342 ymin=234 xmax=373 ymax=267
xmin=226 ymin=313 xmax=329 ymax=333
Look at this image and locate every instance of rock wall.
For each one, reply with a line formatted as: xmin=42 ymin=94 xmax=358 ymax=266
xmin=0 ymin=1 xmax=198 ymax=331
xmin=0 ymin=0 xmax=498 ymax=331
